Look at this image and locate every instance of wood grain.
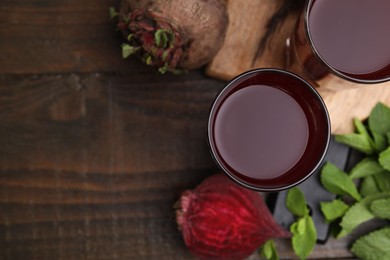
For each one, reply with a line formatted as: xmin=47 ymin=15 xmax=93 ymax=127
xmin=0 ymin=73 xmax=222 ymax=173
xmin=0 ymin=72 xmax=224 ymax=259
xmin=0 ymin=0 xmax=153 ymax=74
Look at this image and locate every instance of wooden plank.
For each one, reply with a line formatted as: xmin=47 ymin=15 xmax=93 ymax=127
xmin=0 ymin=72 xmax=223 ymax=173
xmin=0 ymin=0 xmax=152 ymax=74
xmin=0 ymin=72 xmax=224 ymax=259
xmin=206 ymin=0 xmax=390 ymax=134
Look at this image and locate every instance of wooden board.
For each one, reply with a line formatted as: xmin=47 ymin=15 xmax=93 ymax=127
xmin=0 ymin=0 xmax=147 ymax=75
xmin=0 ymin=72 xmax=223 ymax=260
xmin=206 ymin=0 xmax=390 ymax=134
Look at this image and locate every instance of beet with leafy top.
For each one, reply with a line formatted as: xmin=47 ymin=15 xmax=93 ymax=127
xmin=111 ymin=0 xmax=229 ymax=73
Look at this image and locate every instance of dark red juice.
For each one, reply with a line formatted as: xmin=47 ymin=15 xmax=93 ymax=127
xmin=308 ymin=0 xmax=390 ymax=81
xmin=214 ymin=85 xmax=309 ymax=180
xmin=208 ymin=69 xmax=330 ymax=191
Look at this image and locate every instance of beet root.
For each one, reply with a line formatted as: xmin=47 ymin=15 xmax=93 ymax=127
xmin=113 ymin=0 xmax=229 ymax=73
xmin=175 ymin=174 xmax=290 ymax=260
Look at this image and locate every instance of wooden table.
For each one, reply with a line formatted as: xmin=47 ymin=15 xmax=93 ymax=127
xmin=0 ymin=1 xmax=362 ymax=259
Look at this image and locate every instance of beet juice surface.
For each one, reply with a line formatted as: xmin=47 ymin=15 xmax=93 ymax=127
xmin=208 ymin=69 xmax=330 ymax=191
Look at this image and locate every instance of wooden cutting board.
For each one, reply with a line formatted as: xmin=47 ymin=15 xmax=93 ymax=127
xmin=206 ymin=0 xmax=390 ymax=134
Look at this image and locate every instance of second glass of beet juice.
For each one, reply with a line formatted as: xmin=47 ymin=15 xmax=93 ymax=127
xmin=292 ymin=0 xmax=390 ymax=84
xmin=208 ymin=69 xmax=330 ymax=192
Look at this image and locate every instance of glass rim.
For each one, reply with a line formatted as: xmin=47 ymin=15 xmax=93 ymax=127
xmin=304 ymin=0 xmax=390 ymax=84
xmin=207 ymin=68 xmax=331 ymax=192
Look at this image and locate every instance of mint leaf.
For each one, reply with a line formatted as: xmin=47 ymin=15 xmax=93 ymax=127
xmin=335 ymin=133 xmax=375 ymax=155
xmin=320 ymin=199 xmax=349 ymax=222
xmin=368 ymin=103 xmax=390 ymax=136
xmin=351 ymin=227 xmax=390 ymax=260
xmin=370 ymin=198 xmax=390 ymax=219
xmin=353 ymin=118 xmax=386 ymax=153
xmin=291 ymin=215 xmax=317 ymax=260
xmin=379 ymin=147 xmax=390 ymax=171
xmin=373 ymin=171 xmax=390 ymax=192
xmin=338 ymin=202 xmax=374 ymax=237
xmin=360 ymin=176 xmax=381 ymax=196
xmin=321 ymin=162 xmax=361 ymax=201
xmin=350 ymin=157 xmax=385 ymax=179
xmin=286 ymin=187 xmax=309 ymax=217
xmin=339 ymin=192 xmax=390 ymax=236
xmin=260 ymin=239 xmax=279 ymax=260
xmin=372 ymin=132 xmax=388 ymax=152
xmin=354 ymin=118 xmax=370 ymax=136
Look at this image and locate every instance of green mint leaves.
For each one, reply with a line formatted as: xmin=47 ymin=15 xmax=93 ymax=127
xmin=286 ymin=187 xmax=317 ymax=260
xmin=290 ymin=215 xmax=317 ymax=260
xmin=286 ymin=186 xmax=309 ymax=217
xmin=338 ymin=193 xmax=390 ymax=236
xmin=335 ymin=133 xmax=375 ymax=155
xmin=349 ymin=157 xmax=385 ymax=179
xmin=368 ymin=103 xmax=390 ymax=137
xmin=321 ymin=162 xmax=361 ymax=201
xmin=318 ymin=102 xmax=390 ymax=259
xmin=260 ymin=239 xmax=279 ymax=260
xmin=351 ymin=227 xmax=390 ymax=260
xmin=335 ymin=103 xmax=390 ymax=154
xmin=320 ymin=199 xmax=349 ymax=222
xmin=370 ymin=198 xmax=390 ymax=219
xmin=379 ymin=147 xmax=390 ymax=171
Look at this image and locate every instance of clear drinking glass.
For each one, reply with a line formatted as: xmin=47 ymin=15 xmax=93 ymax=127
xmin=289 ymin=0 xmax=390 ymax=85
xmin=207 ymin=68 xmax=330 ymax=192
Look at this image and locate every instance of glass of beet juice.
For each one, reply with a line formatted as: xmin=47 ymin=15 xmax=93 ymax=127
xmin=291 ymin=0 xmax=390 ymax=84
xmin=208 ymin=69 xmax=330 ymax=192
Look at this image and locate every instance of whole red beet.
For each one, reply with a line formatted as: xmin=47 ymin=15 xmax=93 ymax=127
xmin=114 ymin=0 xmax=228 ymax=73
xmin=175 ymin=174 xmax=290 ymax=260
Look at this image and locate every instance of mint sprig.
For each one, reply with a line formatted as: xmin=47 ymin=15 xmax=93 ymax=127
xmin=338 ymin=192 xmax=390 ymax=237
xmin=318 ymin=102 xmax=390 ymax=258
xmin=260 ymin=239 xmax=279 ymax=260
xmin=320 ymin=162 xmax=361 ymax=201
xmin=320 ymin=199 xmax=349 ymax=222
xmin=351 ymin=227 xmax=390 ymax=260
xmin=286 ymin=187 xmax=317 ymax=260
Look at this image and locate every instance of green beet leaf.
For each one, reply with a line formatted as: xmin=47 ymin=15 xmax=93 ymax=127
xmin=360 ymin=176 xmax=381 ymax=196
xmin=349 ymin=157 xmax=385 ymax=179
xmin=320 ymin=199 xmax=349 ymax=222
xmin=351 ymin=227 xmax=390 ymax=260
xmin=286 ymin=187 xmax=309 ymax=217
xmin=335 ymin=133 xmax=375 ymax=155
xmin=368 ymin=103 xmax=390 ymax=136
xmin=339 ymin=192 xmax=390 ymax=237
xmin=321 ymin=162 xmax=361 ymax=201
xmin=121 ymin=43 xmax=140 ymax=58
xmin=379 ymin=147 xmax=390 ymax=171
xmin=370 ymin=198 xmax=390 ymax=219
xmin=291 ymin=215 xmax=317 ymax=260
xmin=260 ymin=239 xmax=279 ymax=260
